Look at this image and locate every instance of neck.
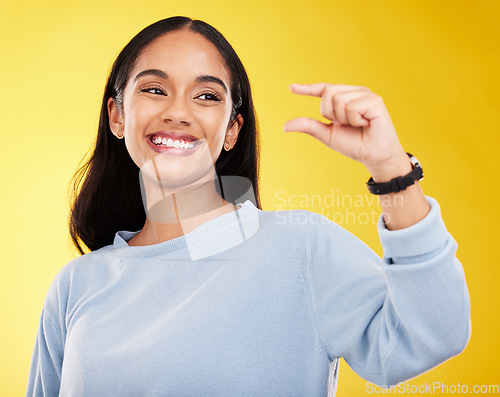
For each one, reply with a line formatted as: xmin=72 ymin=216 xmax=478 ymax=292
xmin=129 ymin=170 xmax=236 ymax=246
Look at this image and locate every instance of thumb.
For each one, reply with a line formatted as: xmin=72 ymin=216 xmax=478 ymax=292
xmin=283 ymin=117 xmax=332 ymax=147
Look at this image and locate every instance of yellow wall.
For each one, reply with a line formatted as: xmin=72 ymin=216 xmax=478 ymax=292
xmin=1 ymin=0 xmax=498 ymax=394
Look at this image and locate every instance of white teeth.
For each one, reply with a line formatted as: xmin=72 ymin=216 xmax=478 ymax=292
xmin=151 ymin=136 xmax=196 ymax=149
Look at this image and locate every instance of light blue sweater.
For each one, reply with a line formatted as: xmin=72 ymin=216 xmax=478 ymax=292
xmin=27 ymin=197 xmax=470 ymax=396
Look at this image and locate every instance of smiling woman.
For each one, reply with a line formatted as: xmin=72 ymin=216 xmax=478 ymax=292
xmin=108 ymin=31 xmax=241 ymax=205
xmin=68 ymin=17 xmax=259 ymax=253
xmin=26 ymin=16 xmax=470 ymax=397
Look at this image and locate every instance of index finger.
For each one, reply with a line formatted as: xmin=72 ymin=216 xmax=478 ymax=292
xmin=289 ymin=83 xmax=328 ymax=97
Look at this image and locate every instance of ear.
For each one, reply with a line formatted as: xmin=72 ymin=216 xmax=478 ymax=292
xmin=225 ymin=114 xmax=244 ymax=149
xmin=107 ymin=97 xmax=124 ymax=138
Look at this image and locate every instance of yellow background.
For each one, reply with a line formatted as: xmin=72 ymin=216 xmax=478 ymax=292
xmin=1 ymin=0 xmax=498 ymax=395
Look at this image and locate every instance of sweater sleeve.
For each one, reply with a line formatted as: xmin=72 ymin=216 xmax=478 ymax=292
xmin=26 ymin=273 xmax=68 ymax=397
xmin=26 ymin=310 xmax=64 ymax=396
xmin=305 ymin=196 xmax=471 ymax=387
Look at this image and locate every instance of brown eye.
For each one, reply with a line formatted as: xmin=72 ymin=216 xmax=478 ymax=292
xmin=140 ymin=87 xmax=166 ymax=96
xmin=196 ymin=92 xmax=222 ymax=102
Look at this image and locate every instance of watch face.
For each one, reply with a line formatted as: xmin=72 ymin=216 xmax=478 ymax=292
xmin=406 ymin=153 xmax=418 ymax=166
xmin=407 ymin=153 xmax=424 ymax=181
xmin=407 ymin=153 xmax=421 ymax=168
xmin=410 ymin=156 xmax=420 ymax=168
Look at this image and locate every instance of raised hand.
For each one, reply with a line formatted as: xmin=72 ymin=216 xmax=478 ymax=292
xmin=283 ymin=83 xmax=430 ymax=230
xmin=283 ymin=83 xmax=410 ymax=181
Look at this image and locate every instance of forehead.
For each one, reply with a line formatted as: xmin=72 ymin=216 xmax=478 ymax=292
xmin=132 ymin=30 xmax=230 ymax=83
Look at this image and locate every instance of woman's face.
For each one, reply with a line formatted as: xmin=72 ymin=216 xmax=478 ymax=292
xmin=108 ymin=29 xmax=242 ymax=188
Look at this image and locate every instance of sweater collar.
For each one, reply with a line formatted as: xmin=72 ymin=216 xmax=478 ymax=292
xmin=110 ymin=199 xmax=259 ymax=260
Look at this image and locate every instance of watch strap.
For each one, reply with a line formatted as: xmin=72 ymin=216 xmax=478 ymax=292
xmin=366 ymin=153 xmax=424 ymax=195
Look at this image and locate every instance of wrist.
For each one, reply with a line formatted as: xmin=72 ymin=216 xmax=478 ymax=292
xmin=366 ymin=153 xmax=424 ymax=196
xmin=366 ymin=152 xmax=413 ymax=183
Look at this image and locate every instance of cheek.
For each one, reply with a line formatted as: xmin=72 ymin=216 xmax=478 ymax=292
xmin=123 ymin=100 xmax=158 ymax=129
xmin=198 ymin=107 xmax=232 ymax=141
xmin=123 ymin=136 xmax=146 ymax=169
xmin=121 ymin=102 xmax=158 ymax=168
xmin=204 ymin=117 xmax=228 ymax=159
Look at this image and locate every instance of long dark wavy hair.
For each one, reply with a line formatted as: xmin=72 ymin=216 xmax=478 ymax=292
xmin=70 ymin=16 xmax=261 ymax=254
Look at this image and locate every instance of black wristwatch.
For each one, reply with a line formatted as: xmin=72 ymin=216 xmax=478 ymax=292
xmin=366 ymin=153 xmax=424 ymax=195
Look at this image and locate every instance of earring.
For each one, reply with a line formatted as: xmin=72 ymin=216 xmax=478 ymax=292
xmin=116 ymin=128 xmax=124 ymax=139
xmin=224 ymin=141 xmax=231 ymax=151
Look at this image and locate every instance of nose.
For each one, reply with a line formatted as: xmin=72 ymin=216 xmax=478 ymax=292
xmin=161 ymin=94 xmax=192 ymax=126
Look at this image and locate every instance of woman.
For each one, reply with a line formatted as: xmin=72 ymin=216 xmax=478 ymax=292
xmin=27 ymin=16 xmax=470 ymax=396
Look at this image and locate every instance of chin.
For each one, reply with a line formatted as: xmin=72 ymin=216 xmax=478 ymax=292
xmin=140 ymin=156 xmax=216 ymax=190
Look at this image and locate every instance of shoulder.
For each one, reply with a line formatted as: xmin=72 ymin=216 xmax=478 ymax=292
xmin=255 ymin=205 xmax=329 ymax=234
xmin=254 ymin=205 xmax=380 ymax=267
xmin=253 ymin=205 xmax=360 ymax=251
xmin=53 ymin=245 xmax=119 ymax=285
xmin=44 ymin=245 xmax=121 ymax=312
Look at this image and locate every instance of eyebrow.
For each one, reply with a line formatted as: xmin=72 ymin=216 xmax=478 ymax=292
xmin=133 ymin=69 xmax=168 ymax=82
xmin=195 ymin=75 xmax=228 ymax=93
xmin=133 ymin=69 xmax=228 ymax=93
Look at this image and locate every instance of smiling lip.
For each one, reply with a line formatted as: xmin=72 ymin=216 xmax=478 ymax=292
xmin=147 ymin=131 xmax=200 ymax=142
xmin=146 ymin=131 xmax=204 ymax=156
